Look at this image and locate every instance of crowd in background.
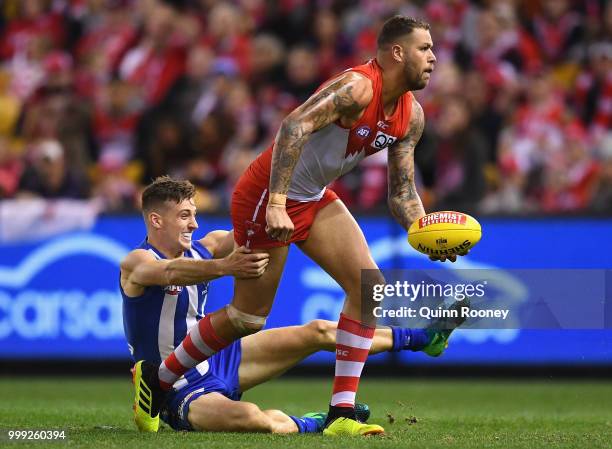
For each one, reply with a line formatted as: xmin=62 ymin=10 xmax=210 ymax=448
xmin=0 ymin=0 xmax=610 ymax=215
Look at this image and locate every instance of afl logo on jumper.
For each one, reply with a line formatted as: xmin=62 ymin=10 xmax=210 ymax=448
xmin=371 ymin=130 xmax=396 ymax=150
xmin=355 ymin=125 xmax=371 ymax=138
xmin=164 ymin=285 xmax=183 ymax=295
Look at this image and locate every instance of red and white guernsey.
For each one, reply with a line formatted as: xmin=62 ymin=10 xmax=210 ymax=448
xmin=245 ymin=59 xmax=414 ymax=201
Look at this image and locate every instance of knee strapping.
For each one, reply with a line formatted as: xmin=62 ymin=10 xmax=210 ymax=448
xmin=225 ymin=304 xmax=267 ymax=334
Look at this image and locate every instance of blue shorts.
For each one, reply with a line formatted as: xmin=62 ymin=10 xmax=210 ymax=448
xmin=160 ymin=340 xmax=243 ymax=431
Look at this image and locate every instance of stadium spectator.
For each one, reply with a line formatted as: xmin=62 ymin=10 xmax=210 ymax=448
xmin=93 ymin=79 xmax=138 ymax=167
xmin=117 ymin=1 xmax=186 ymax=107
xmin=200 ymin=2 xmax=252 ymax=77
xmin=72 ymin=1 xmax=138 ymax=101
xmin=247 ymin=33 xmax=286 ymax=92
xmin=310 ymin=9 xmax=352 ymax=79
xmin=283 ymin=45 xmax=322 ymax=103
xmin=527 ymin=0 xmax=583 ymax=64
xmin=573 ymin=42 xmax=612 ymax=139
xmin=430 ymin=95 xmax=487 ymax=213
xmin=19 ymin=50 xmax=96 ymax=173
xmin=16 ymin=139 xmax=89 ymax=199
xmin=540 ymin=122 xmax=600 ymax=212
xmin=0 ymin=0 xmax=608 ymax=216
xmin=1 ymin=0 xmax=65 ymax=61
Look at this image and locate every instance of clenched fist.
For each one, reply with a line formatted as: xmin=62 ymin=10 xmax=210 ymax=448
xmin=265 ymin=204 xmax=295 ymax=243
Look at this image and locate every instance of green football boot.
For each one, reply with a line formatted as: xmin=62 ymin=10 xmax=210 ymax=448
xmin=423 ymin=298 xmax=470 ymax=357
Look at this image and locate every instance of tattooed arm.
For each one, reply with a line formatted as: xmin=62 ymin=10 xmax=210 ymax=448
xmin=266 ymin=72 xmax=373 ymax=242
xmin=269 ymin=72 xmax=372 ymax=195
xmin=389 ymin=99 xmax=466 ymax=263
xmin=387 ymin=97 xmax=426 ymax=230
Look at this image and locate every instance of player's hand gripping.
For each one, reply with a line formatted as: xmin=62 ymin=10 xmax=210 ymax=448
xmin=220 ymin=246 xmax=269 ymax=278
xmin=265 ymin=193 xmax=294 ymax=242
xmin=429 ymin=250 xmax=469 ymax=263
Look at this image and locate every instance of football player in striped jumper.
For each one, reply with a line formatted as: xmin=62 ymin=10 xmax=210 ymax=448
xmin=136 ymin=16 xmax=470 ymax=436
xmin=125 ymin=176 xmax=464 ymax=434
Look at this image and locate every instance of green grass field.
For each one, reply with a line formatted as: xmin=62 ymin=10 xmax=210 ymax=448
xmin=1 ymin=377 xmax=611 ymax=448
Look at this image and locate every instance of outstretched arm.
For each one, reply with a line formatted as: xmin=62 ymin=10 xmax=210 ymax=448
xmin=120 ymin=247 xmax=269 ymax=296
xmin=266 ymin=72 xmax=372 ymax=242
xmin=387 ymin=97 xmax=426 ymax=230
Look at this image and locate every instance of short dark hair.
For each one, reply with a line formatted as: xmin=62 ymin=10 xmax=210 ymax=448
xmin=141 ymin=176 xmax=196 ymax=213
xmin=377 ymin=16 xmax=430 ymax=48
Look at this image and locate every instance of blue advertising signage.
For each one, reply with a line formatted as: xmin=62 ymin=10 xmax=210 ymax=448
xmin=0 ymin=215 xmax=610 ymax=364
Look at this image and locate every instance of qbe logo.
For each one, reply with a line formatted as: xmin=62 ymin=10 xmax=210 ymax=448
xmin=371 ymin=130 xmax=396 ymax=150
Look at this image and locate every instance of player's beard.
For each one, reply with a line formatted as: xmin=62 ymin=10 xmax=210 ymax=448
xmin=404 ymin=63 xmax=428 ymax=91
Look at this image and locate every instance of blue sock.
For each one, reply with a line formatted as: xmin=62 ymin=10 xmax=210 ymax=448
xmin=390 ymin=327 xmax=430 ymax=352
xmin=289 ymin=416 xmax=322 ymax=433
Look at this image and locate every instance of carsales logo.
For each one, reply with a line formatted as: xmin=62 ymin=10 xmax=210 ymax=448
xmin=0 ymin=235 xmax=129 ymax=345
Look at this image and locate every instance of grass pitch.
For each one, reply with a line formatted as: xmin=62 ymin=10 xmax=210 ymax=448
xmin=1 ymin=377 xmax=611 ymax=448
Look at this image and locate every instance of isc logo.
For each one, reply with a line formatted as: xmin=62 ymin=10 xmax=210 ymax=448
xmin=371 ymin=131 xmax=396 ymax=150
xmin=336 ymin=349 xmax=349 ymax=357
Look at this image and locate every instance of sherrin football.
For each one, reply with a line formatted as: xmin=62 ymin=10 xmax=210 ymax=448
xmin=408 ymin=211 xmax=482 ymax=257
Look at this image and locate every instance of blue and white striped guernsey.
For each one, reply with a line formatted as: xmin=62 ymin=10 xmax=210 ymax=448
xmin=122 ymin=238 xmax=212 ymax=365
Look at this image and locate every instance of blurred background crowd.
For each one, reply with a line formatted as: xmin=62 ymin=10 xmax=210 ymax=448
xmin=0 ymin=0 xmax=610 ymax=215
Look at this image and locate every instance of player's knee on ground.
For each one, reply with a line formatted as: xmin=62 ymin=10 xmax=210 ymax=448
xmin=226 ymin=304 xmax=267 ymax=337
xmin=305 ymin=319 xmax=336 ymax=349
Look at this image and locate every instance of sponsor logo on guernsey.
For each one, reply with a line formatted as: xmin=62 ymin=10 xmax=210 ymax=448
xmin=355 ymin=125 xmax=371 ymax=138
xmin=419 ymin=212 xmax=467 ymax=228
xmin=371 ymin=130 xmax=396 ymax=150
xmin=377 ymin=120 xmax=389 ymax=129
xmin=164 ymin=285 xmax=183 ymax=295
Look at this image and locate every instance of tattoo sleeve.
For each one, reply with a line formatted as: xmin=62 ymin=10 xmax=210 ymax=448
xmin=269 ymin=74 xmax=367 ymax=195
xmin=387 ymin=98 xmax=426 ymax=230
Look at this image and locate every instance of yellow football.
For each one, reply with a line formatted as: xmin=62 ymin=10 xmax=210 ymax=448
xmin=408 ymin=211 xmax=482 ymax=257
